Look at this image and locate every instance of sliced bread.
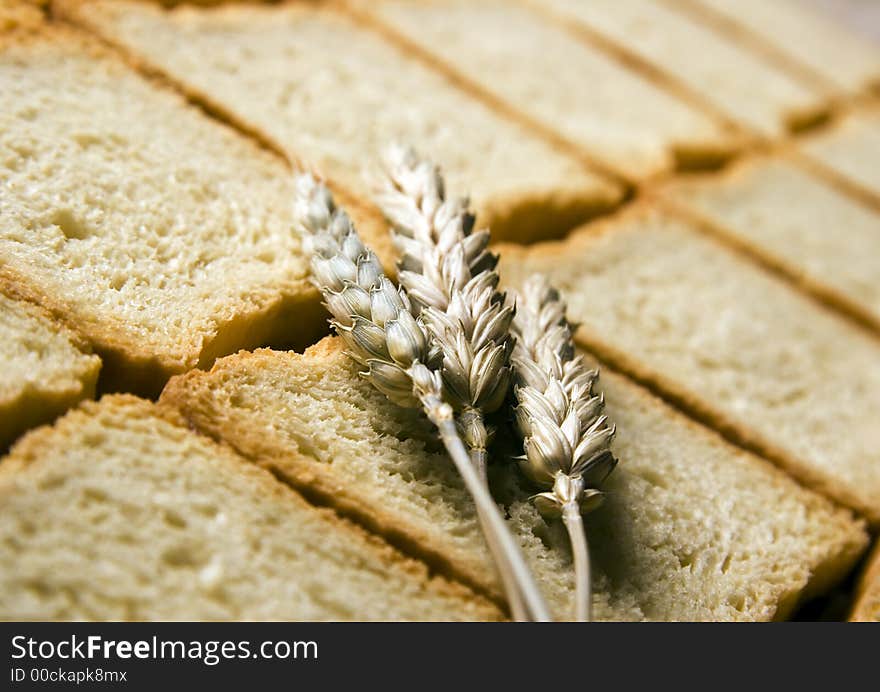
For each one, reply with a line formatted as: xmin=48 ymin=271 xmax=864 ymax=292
xmin=0 ymin=24 xmax=329 ymax=395
xmin=801 ymin=111 xmax=880 ymax=201
xmin=674 ymin=0 xmax=880 ymax=93
xmin=498 ymin=206 xmax=880 ymax=526
xmin=0 ymin=395 xmax=501 ymax=621
xmin=0 ymin=283 xmax=100 ymax=450
xmin=161 ymin=336 xmax=866 ymax=621
xmin=56 ymin=0 xmax=621 ymax=244
xmin=351 ymin=0 xmax=738 ymax=181
xmin=659 ymin=156 xmax=880 ymax=332
xmin=850 ymin=542 xmax=880 ymax=622
xmin=526 ymin=0 xmax=828 ymax=136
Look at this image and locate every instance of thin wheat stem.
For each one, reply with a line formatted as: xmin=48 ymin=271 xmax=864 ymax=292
xmin=375 ymin=146 xmax=544 ymax=620
xmin=470 ymin=449 xmax=487 ymax=486
xmin=562 ymin=501 xmax=591 ymax=622
xmin=510 ymin=273 xmax=618 ymax=623
xmin=413 ymin=367 xmax=547 ymax=621
xmin=460 ymin=406 xmax=534 ymax=620
xmin=465 ymin=441 xmax=530 ymax=621
xmin=429 ymin=411 xmax=552 ymax=623
xmin=484 ymin=524 xmax=529 ymax=622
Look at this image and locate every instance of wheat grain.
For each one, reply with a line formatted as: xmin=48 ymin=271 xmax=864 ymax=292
xmin=295 ymin=174 xmax=550 ymax=622
xmin=511 ymin=273 xmax=618 ymax=621
xmin=296 ymin=176 xmax=430 ymax=406
xmin=376 ymin=145 xmax=512 ymax=481
xmin=376 ymin=146 xmax=540 ymax=617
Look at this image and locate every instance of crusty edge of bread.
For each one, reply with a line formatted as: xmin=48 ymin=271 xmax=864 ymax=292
xmin=651 ymin=155 xmax=880 ymax=335
xmin=481 ymin=182 xmax=625 ymax=244
xmin=0 ymin=393 xmax=504 ymax=621
xmin=53 ymin=0 xmax=405 ymax=266
xmin=163 ymin=335 xmax=869 ymax=618
xmin=670 ymin=0 xmax=877 ymax=95
xmin=0 ymin=22 xmax=334 ymax=394
xmin=346 ymin=0 xmax=743 ymax=183
xmin=0 ymin=276 xmax=97 ymax=362
xmin=497 ymin=203 xmax=880 ymax=526
xmin=56 ymin=0 xmax=625 ymax=244
xmin=159 ymin=342 xmax=504 ymax=604
xmin=587 ymin=353 xmax=868 ymax=614
xmin=0 ymin=278 xmax=101 ymax=450
xmin=795 ymin=108 xmax=880 ymax=211
xmin=596 ymin=363 xmax=868 ymax=612
xmin=521 ymin=0 xmax=838 ymax=140
xmin=0 ymin=263 xmax=326 ymax=397
xmin=53 ymin=0 xmax=300 ymax=164
xmin=517 ymin=0 xmax=758 ymax=138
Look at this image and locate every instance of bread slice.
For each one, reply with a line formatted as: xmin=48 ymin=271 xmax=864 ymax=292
xmin=350 ymin=0 xmax=738 ymax=181
xmin=55 ymin=0 xmax=621 ymax=244
xmin=801 ymin=111 xmax=880 ymax=201
xmin=0 ymin=23 xmax=332 ymax=395
xmin=498 ymin=205 xmax=880 ymax=526
xmin=659 ymin=156 xmax=880 ymax=332
xmin=161 ymin=336 xmax=866 ymax=621
xmin=0 ymin=283 xmax=100 ymax=450
xmin=851 ymin=542 xmax=880 ymax=621
xmin=675 ymin=0 xmax=880 ymax=93
xmin=0 ymin=394 xmax=501 ymax=621
xmin=525 ymin=0 xmax=828 ymax=136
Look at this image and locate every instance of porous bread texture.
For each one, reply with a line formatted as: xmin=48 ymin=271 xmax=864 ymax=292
xmin=851 ymin=543 xmax=880 ymax=622
xmin=0 ymin=395 xmax=501 ymax=621
xmin=353 ymin=0 xmax=737 ymax=180
xmin=498 ymin=206 xmax=880 ymax=526
xmin=678 ymin=0 xmax=880 ymax=92
xmin=802 ymin=111 xmax=880 ymax=199
xmin=0 ymin=284 xmax=100 ymax=450
xmin=56 ymin=0 xmax=622 ymax=244
xmin=525 ymin=0 xmax=827 ymax=136
xmin=0 ymin=25 xmax=329 ymax=395
xmin=161 ymin=337 xmax=867 ymax=621
xmin=660 ymin=156 xmax=880 ymax=332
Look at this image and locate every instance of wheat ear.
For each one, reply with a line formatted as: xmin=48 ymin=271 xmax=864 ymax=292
xmin=511 ymin=274 xmax=618 ymax=622
xmin=376 ymin=144 xmax=510 ymax=483
xmin=375 ymin=146 xmax=539 ymax=620
xmin=295 ymin=175 xmax=551 ymax=622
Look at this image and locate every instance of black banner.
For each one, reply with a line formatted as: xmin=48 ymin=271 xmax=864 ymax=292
xmin=1 ymin=622 xmax=872 ymax=689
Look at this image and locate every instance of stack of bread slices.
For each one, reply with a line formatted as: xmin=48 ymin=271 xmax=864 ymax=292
xmin=1 ymin=0 xmax=879 ymax=621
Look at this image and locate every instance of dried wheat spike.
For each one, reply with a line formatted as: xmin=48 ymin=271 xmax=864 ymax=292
xmin=511 ymin=273 xmax=618 ymax=621
xmin=377 ymin=145 xmax=513 ymax=467
xmin=296 ymin=174 xmax=551 ymax=622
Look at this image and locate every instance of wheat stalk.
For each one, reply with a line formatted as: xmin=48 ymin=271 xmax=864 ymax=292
xmin=375 ymin=146 xmax=543 ymax=619
xmin=295 ymin=174 xmax=551 ymax=622
xmin=510 ymin=274 xmax=618 ymax=622
xmin=376 ymin=144 xmax=510 ymax=483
